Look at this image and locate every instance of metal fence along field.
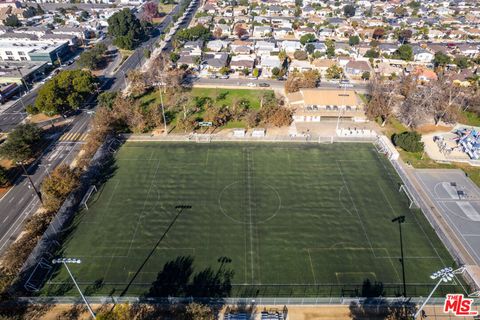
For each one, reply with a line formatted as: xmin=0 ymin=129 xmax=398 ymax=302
xmin=34 ymin=142 xmax=463 ymax=298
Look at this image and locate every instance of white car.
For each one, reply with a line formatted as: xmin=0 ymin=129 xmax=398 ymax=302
xmin=246 ymin=82 xmax=256 ymax=87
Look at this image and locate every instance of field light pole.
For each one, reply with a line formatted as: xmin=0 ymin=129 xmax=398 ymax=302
xmin=392 ymin=215 xmax=407 ymax=297
xmin=414 ymin=267 xmax=465 ymax=319
xmin=52 ymin=258 xmax=96 ymax=319
xmin=153 ymin=80 xmax=168 ymax=135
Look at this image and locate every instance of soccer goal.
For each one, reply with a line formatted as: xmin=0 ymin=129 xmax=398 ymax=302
xmin=194 ymin=134 xmax=212 ymax=143
xmin=24 ymin=258 xmax=53 ymax=292
xmin=318 ymin=136 xmax=334 ymax=144
xmin=81 ymin=185 xmax=98 ymax=210
xmin=399 ymin=184 xmax=419 ymax=209
xmin=374 ymin=135 xmax=399 ymax=160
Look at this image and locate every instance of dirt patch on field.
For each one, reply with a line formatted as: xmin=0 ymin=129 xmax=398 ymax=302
xmin=416 ymin=123 xmax=453 ymax=134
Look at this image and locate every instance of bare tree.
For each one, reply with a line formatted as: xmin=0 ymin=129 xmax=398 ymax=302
xmin=398 ymin=84 xmax=432 ymax=128
xmin=427 ymin=77 xmax=466 ymax=125
xmin=366 ymin=77 xmax=398 ymax=126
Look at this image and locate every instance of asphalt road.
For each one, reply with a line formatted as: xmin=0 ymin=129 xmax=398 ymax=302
xmin=0 ymin=2 xmax=191 ymax=255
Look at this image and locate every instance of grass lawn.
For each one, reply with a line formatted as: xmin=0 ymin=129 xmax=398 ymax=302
xmin=37 ymin=142 xmax=460 ymax=298
xmin=461 ymin=111 xmax=480 ymax=127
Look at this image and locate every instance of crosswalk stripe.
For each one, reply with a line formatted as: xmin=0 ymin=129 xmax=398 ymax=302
xmin=58 ymin=132 xmax=89 ymax=142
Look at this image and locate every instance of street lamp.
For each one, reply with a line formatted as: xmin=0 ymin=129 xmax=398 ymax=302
xmin=392 ymin=215 xmax=407 ymax=297
xmin=17 ymin=161 xmax=43 ymax=204
xmin=52 ymin=258 xmax=96 ymax=319
xmin=414 ymin=266 xmax=465 ymax=319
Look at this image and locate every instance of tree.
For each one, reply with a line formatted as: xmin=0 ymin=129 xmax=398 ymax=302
xmin=326 ymin=64 xmax=343 ymax=79
xmin=271 ymin=67 xmax=280 ymax=77
xmin=300 ymin=33 xmax=316 ymax=46
xmin=366 ymin=77 xmax=397 ymax=126
xmin=219 ymin=66 xmax=230 ymax=75
xmin=372 ymin=28 xmax=385 ymax=40
xmin=234 ymin=24 xmax=248 ymax=39
xmin=393 ymin=131 xmax=424 ymax=153
xmin=433 ymin=51 xmax=451 ymax=67
xmin=394 ymin=6 xmax=407 ymax=17
xmin=397 ymin=29 xmax=412 ymax=43
xmin=185 ymin=303 xmax=214 ymax=320
xmin=170 ymin=52 xmax=180 ymax=63
xmin=142 ymin=1 xmax=160 ymax=22
xmin=285 ymin=70 xmax=320 ymax=93
xmin=325 ymin=39 xmax=335 ymax=58
xmin=98 ymin=92 xmax=117 ymax=110
xmin=396 ymin=44 xmax=413 ymax=61
xmin=35 ymin=70 xmax=97 ymax=115
xmin=348 ymin=35 xmax=360 ymax=46
xmin=0 ymin=166 xmax=9 ymax=187
xmin=301 ymin=43 xmax=314 ymax=56
xmin=108 ymin=8 xmax=145 ymax=49
xmin=77 ymin=44 xmax=107 ymax=70
xmin=361 ymin=71 xmax=370 ymax=80
xmin=213 ymin=27 xmax=222 ymax=39
xmin=4 ymin=15 xmax=21 ymax=27
xmin=364 ymin=49 xmax=379 ymax=58
xmin=343 ymin=4 xmax=356 ymax=17
xmin=176 ymin=25 xmax=212 ymax=42
xmin=293 ymin=50 xmax=308 ymax=60
xmin=252 ymin=68 xmax=259 ymax=78
xmin=455 ymin=56 xmax=470 ymax=69
xmin=0 ymin=123 xmax=42 ymax=163
xmin=41 ymin=164 xmax=79 ymax=212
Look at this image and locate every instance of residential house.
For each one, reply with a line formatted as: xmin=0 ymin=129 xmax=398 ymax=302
xmin=456 ymin=43 xmax=479 ymax=57
xmin=411 ymin=66 xmax=438 ymax=82
xmin=312 ymin=58 xmax=336 ymax=76
xmin=412 ymin=45 xmax=434 ymax=63
xmin=294 ymin=27 xmax=316 ymax=39
xmin=259 ymin=55 xmax=282 ymax=77
xmin=253 ymin=26 xmax=272 ymax=38
xmin=203 ymin=52 xmax=229 ymax=72
xmin=206 ymin=40 xmax=230 ymax=52
xmin=230 ymin=54 xmax=256 ymax=72
xmin=273 ymin=27 xmax=292 ymax=40
xmin=287 ymin=89 xmax=366 ymax=122
xmin=231 ymin=40 xmax=253 ymax=54
xmin=318 ymin=28 xmax=334 ymax=39
xmin=280 ymin=40 xmax=301 ymax=53
xmin=213 ymin=24 xmax=230 ymax=38
xmin=335 ymin=42 xmax=354 ymax=56
xmin=288 ymin=59 xmax=313 ymax=72
xmin=344 ymin=60 xmax=372 ymax=78
xmin=255 ymin=40 xmax=278 ymax=55
xmin=378 ymin=43 xmax=398 ymax=56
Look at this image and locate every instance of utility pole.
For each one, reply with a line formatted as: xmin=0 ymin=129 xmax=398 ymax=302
xmin=392 ymin=215 xmax=407 ymax=297
xmin=17 ymin=162 xmax=42 ymax=204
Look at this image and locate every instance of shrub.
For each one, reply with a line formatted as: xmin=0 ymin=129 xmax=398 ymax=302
xmin=392 ymin=131 xmax=424 ymax=153
xmin=25 ymin=104 xmax=39 ymax=115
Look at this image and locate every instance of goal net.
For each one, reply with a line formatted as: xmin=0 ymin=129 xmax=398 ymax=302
xmin=374 ymin=136 xmax=399 ymax=160
xmin=318 ymin=136 xmax=334 ymax=144
xmin=81 ymin=185 xmax=98 ymax=210
xmin=194 ymin=134 xmax=212 ymax=143
xmin=399 ymin=184 xmax=419 ymax=209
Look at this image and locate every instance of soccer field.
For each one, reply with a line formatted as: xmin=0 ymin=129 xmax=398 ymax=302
xmin=40 ymin=142 xmax=462 ymax=297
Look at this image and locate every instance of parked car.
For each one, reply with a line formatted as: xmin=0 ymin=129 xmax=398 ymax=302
xmin=209 ymin=74 xmax=218 ymax=79
xmin=258 ymin=83 xmax=270 ymax=87
xmin=246 ymin=82 xmax=257 ymax=87
xmin=220 ymin=75 xmax=229 ymax=79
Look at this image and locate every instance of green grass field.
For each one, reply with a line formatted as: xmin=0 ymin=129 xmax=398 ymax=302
xmin=40 ymin=142 xmax=461 ymax=297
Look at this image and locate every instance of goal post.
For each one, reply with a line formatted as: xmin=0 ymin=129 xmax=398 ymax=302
xmin=374 ymin=135 xmax=399 ymax=160
xmin=399 ymin=184 xmax=419 ymax=209
xmin=194 ymin=134 xmax=212 ymax=143
xmin=81 ymin=185 xmax=98 ymax=210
